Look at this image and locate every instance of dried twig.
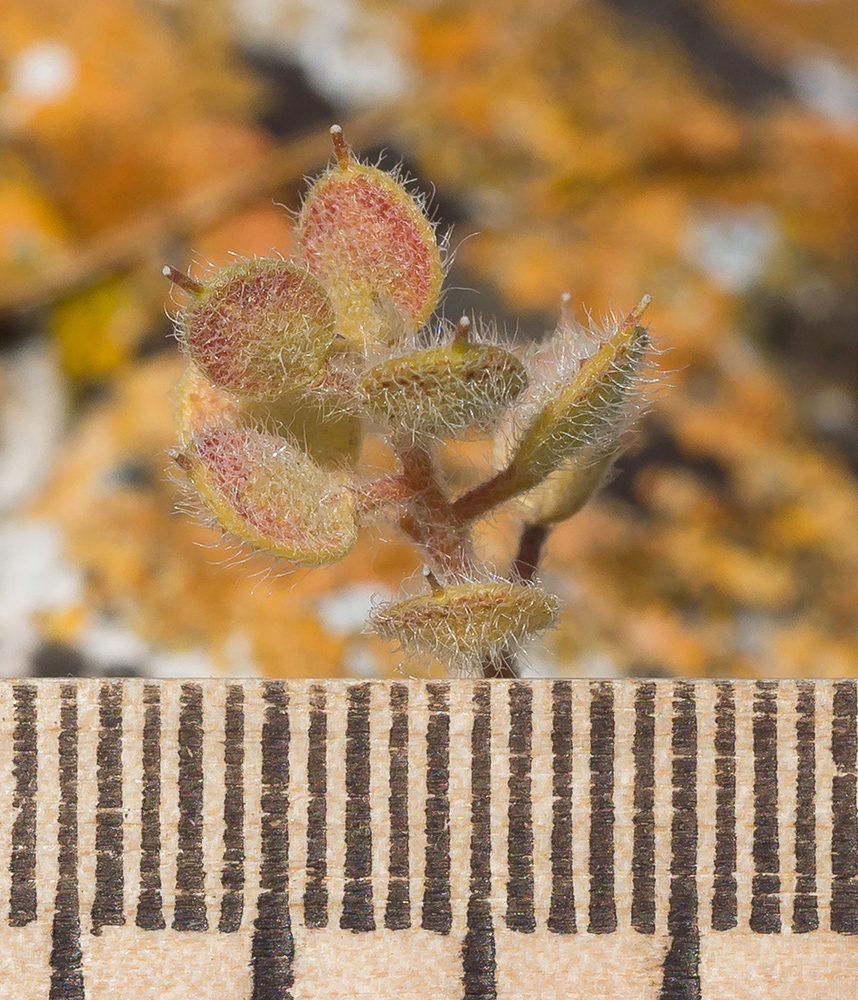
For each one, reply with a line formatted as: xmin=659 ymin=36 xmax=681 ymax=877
xmin=0 ymin=111 xmax=392 ymax=315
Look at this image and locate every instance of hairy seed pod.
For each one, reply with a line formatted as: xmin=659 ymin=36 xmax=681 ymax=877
xmin=178 ymin=258 xmax=336 ymax=400
xmin=358 ymin=329 xmax=527 ymax=437
xmin=295 ymin=128 xmax=443 ymax=346
xmin=370 ymin=580 xmax=558 ymax=673
xmin=174 ymin=363 xmax=242 ymax=446
xmin=243 ymin=386 xmax=363 ymax=469
xmin=509 ymin=309 xmax=649 ymax=492
xmin=182 ymin=426 xmax=357 ymax=564
xmin=176 ymin=363 xmax=363 ymax=468
xmin=517 ymin=450 xmax=614 ymax=526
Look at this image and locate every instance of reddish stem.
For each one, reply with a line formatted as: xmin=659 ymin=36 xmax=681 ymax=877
xmin=357 ymin=475 xmax=413 ymax=513
xmin=451 ymin=464 xmax=523 ymax=525
xmin=481 ymin=522 xmax=550 ymax=679
xmin=511 ymin=523 xmax=549 ymax=584
xmin=393 ymin=436 xmax=472 ymax=575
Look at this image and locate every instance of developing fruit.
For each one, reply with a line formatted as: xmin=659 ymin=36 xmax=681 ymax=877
xmin=505 ymin=300 xmax=650 ymax=495
xmin=178 ymin=426 xmax=357 ymax=564
xmin=295 ymin=126 xmax=443 ymax=347
xmin=358 ymin=318 xmax=527 ymax=437
xmin=370 ymin=576 xmax=559 ymax=674
xmin=174 ymin=258 xmax=336 ymax=400
xmin=165 ymin=124 xmax=659 ymax=679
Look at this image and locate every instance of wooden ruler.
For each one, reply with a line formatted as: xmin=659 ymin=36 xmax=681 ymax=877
xmin=0 ymin=678 xmax=856 ymax=999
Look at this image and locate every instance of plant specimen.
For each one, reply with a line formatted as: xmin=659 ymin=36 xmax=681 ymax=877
xmin=166 ymin=126 xmax=654 ymax=677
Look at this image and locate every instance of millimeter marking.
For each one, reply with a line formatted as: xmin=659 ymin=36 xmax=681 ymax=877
xmin=0 ymin=678 xmax=856 ymax=1000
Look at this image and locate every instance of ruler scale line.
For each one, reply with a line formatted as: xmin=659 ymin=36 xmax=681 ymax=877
xmin=505 ymin=683 xmax=535 ymax=933
xmin=711 ymin=682 xmax=737 ymax=931
xmin=660 ymin=681 xmax=700 ymax=1000
xmin=136 ymin=683 xmax=165 ymax=930
xmin=462 ymin=682 xmax=496 ymax=1000
xmin=831 ymin=679 xmax=858 ymax=934
xmin=422 ymin=682 xmax=452 ymax=935
xmin=385 ymin=682 xmax=410 ymax=930
xmin=793 ymin=681 xmax=819 ymax=933
xmin=9 ymin=683 xmax=38 ymax=927
xmin=588 ymin=681 xmax=617 ymax=934
xmin=303 ymin=684 xmax=328 ymax=930
xmin=219 ymin=683 xmax=245 ymax=933
xmin=49 ymin=684 xmax=84 ymax=1000
xmin=90 ymin=681 xmax=125 ymax=936
xmin=632 ymin=681 xmax=656 ymax=935
xmin=251 ymin=682 xmax=294 ymax=999
xmin=341 ymin=682 xmax=375 ymax=932
xmin=750 ymin=681 xmax=780 ymax=934
xmin=173 ymin=683 xmax=208 ymax=931
xmin=548 ymin=680 xmax=575 ymax=935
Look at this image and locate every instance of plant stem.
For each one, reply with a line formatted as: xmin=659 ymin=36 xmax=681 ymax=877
xmin=511 ymin=523 xmax=549 ymax=584
xmin=393 ymin=436 xmax=472 ymax=575
xmin=481 ymin=522 xmax=550 ymax=679
xmin=451 ymin=464 xmax=528 ymax=525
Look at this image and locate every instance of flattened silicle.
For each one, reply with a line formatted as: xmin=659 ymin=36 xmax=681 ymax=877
xmin=178 ymin=259 xmax=336 ymax=400
xmin=295 ymin=127 xmax=443 ymax=346
xmin=184 ymin=426 xmax=357 ymax=564
xmin=370 ymin=580 xmax=558 ymax=670
xmin=358 ymin=320 xmax=528 ymax=437
xmin=510 ymin=303 xmax=651 ymax=490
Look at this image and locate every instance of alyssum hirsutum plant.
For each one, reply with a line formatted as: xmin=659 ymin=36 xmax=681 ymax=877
xmin=165 ymin=126 xmax=655 ymax=677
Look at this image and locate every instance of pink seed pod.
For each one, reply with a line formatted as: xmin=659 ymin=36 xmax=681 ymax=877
xmin=176 ymin=258 xmax=336 ymax=400
xmin=358 ymin=316 xmax=528 ymax=438
xmin=370 ymin=577 xmax=559 ymax=675
xmin=295 ymin=126 xmax=443 ymax=347
xmin=182 ymin=425 xmax=357 ymax=565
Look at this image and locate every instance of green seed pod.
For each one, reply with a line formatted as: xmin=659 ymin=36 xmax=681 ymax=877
xmin=243 ymin=385 xmax=363 ymax=469
xmin=358 ymin=319 xmax=528 ymax=437
xmin=370 ymin=578 xmax=558 ymax=674
xmin=175 ymin=258 xmax=336 ymax=400
xmin=181 ymin=426 xmax=357 ymax=564
xmin=509 ymin=304 xmax=650 ymax=493
xmin=295 ymin=126 xmax=443 ymax=347
xmin=174 ymin=363 xmax=242 ymax=447
xmin=175 ymin=362 xmax=363 ymax=470
xmin=517 ymin=449 xmax=614 ymax=526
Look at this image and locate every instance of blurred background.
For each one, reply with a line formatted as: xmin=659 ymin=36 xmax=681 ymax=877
xmin=1 ymin=0 xmax=858 ymax=681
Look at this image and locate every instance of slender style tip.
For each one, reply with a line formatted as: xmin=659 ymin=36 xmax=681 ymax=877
xmin=163 ymin=265 xmax=203 ymax=295
xmin=453 ymin=315 xmax=472 ymax=345
xmin=620 ymin=294 xmax=652 ymax=330
xmin=630 ymin=294 xmax=652 ymax=323
xmin=423 ymin=566 xmax=444 ymax=595
xmin=330 ymin=124 xmax=350 ymax=170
